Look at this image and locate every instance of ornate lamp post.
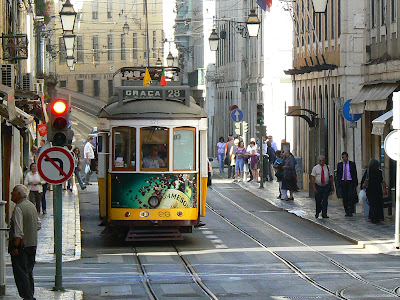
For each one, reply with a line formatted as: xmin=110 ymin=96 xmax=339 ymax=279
xmin=246 ymin=9 xmax=261 ymax=37
xmin=166 ymin=52 xmax=174 ymax=67
xmin=60 ymin=0 xmax=77 ymax=70
xmin=209 ymin=29 xmax=219 ymax=51
xmin=311 ymin=0 xmax=328 ymax=13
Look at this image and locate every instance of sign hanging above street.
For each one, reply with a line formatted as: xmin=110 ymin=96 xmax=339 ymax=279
xmin=37 ymin=146 xmax=74 ymax=184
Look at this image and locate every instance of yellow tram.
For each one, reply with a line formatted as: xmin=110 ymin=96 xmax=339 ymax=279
xmin=97 ymin=83 xmax=208 ymax=241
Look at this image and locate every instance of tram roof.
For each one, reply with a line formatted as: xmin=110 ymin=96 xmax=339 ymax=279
xmin=98 ymin=86 xmax=207 ymax=119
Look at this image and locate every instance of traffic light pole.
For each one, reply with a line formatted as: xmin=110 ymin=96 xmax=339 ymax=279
xmin=52 ymin=184 xmax=64 ymax=291
xmin=259 ymin=135 xmax=264 ymax=189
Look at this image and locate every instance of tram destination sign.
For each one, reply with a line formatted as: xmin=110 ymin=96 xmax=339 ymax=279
xmin=120 ymin=86 xmax=190 ymax=105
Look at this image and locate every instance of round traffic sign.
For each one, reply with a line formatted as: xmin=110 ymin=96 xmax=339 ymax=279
xmin=231 ymin=109 xmax=244 ymax=122
xmin=37 ymin=146 xmax=75 ymax=184
xmin=343 ymin=99 xmax=362 ymax=122
xmin=384 ymin=130 xmax=400 ymax=161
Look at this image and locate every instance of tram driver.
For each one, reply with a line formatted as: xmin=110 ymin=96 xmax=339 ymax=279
xmin=142 ymin=145 xmax=166 ymax=168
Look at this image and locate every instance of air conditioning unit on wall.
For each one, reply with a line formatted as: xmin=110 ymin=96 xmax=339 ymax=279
xmin=0 ymin=64 xmax=15 ymax=89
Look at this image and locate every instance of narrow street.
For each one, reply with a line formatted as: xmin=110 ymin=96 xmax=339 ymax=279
xmin=3 ymin=175 xmax=400 ymax=299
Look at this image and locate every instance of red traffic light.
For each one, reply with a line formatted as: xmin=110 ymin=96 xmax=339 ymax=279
xmin=52 ymin=101 xmax=67 ymax=114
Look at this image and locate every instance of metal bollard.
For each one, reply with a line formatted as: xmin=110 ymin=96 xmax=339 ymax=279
xmin=0 ymin=200 xmax=7 ymax=296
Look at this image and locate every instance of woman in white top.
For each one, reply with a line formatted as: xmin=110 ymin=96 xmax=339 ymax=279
xmin=24 ymin=163 xmax=45 ymax=214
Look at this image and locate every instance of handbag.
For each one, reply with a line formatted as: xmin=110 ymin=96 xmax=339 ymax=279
xmin=224 ymin=156 xmax=229 ymax=166
xmin=361 ymin=169 xmax=369 ymax=190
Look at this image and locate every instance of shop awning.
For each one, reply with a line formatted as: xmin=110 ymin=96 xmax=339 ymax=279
xmin=371 ymin=110 xmax=393 ymax=135
xmin=350 ymin=83 xmax=398 ymax=114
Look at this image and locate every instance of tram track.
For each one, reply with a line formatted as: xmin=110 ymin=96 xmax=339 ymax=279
xmin=133 ymin=244 xmax=218 ymax=300
xmin=208 ymin=186 xmax=400 ymax=299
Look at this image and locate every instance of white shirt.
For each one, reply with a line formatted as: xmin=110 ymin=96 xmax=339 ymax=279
xmin=247 ymin=145 xmax=259 ymax=156
xmin=84 ymin=142 xmax=95 ymax=160
xmin=24 ymin=172 xmax=44 ymax=192
xmin=311 ymin=164 xmax=333 ymax=186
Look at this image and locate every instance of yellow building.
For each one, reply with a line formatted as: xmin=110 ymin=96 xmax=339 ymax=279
xmin=53 ymin=0 xmax=164 ymax=102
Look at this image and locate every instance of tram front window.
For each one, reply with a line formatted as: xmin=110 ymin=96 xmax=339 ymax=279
xmin=141 ymin=127 xmax=169 ymax=170
xmin=113 ymin=127 xmax=136 ymax=169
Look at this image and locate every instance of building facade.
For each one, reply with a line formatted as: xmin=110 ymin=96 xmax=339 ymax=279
xmin=51 ymin=0 xmax=164 ymax=102
xmin=289 ymin=0 xmax=365 ymax=189
xmin=212 ymin=1 xmax=264 ymax=144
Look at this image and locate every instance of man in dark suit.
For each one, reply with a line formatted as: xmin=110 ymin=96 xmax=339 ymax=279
xmin=336 ymin=152 xmax=358 ymax=216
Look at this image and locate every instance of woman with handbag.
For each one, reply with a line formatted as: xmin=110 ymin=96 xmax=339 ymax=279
xmin=361 ymin=159 xmax=387 ymax=224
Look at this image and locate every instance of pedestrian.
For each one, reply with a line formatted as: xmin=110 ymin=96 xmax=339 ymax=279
xmin=336 ymin=152 xmax=358 ymax=217
xmin=36 ymin=140 xmax=47 ymax=214
xmin=215 ymin=137 xmax=226 ymax=173
xmin=311 ymin=156 xmax=334 ymax=218
xmin=248 ymin=140 xmax=259 ymax=182
xmin=361 ymin=159 xmax=387 ymax=224
xmin=73 ymin=147 xmax=86 ymax=190
xmin=273 ymin=150 xmax=284 ymax=198
xmin=84 ymin=136 xmax=95 ymax=185
xmin=66 ymin=144 xmax=73 ymax=191
xmin=28 ymin=145 xmax=37 ymax=165
xmin=267 ymin=135 xmax=278 ymax=152
xmin=24 ymin=163 xmax=45 ymax=214
xmin=8 ymin=184 xmax=41 ymax=300
xmin=266 ymin=141 xmax=276 ymax=181
xmin=233 ymin=141 xmax=246 ymax=182
xmin=225 ymin=136 xmax=235 ymax=179
xmin=281 ymin=150 xmax=296 ymax=200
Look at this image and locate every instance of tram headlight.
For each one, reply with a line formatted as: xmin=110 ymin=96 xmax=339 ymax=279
xmin=148 ymin=194 xmax=161 ymax=208
xmin=125 ymin=212 xmax=131 ymax=217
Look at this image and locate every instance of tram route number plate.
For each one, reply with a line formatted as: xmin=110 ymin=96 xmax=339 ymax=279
xmin=122 ymin=88 xmax=186 ymax=101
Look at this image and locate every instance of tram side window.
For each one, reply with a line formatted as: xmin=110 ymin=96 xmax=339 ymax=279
xmin=173 ymin=128 xmax=195 ymax=170
xmin=141 ymin=127 xmax=169 ymax=170
xmin=113 ymin=127 xmax=136 ymax=169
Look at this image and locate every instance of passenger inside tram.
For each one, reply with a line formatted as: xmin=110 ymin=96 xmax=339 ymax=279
xmin=142 ymin=144 xmax=166 ymax=168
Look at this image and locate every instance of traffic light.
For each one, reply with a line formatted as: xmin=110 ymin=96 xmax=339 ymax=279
xmin=48 ymin=99 xmax=70 ymax=146
xmin=234 ymin=122 xmax=242 ymax=136
xmin=242 ymin=121 xmax=249 ymax=133
xmin=257 ymin=104 xmax=264 ymax=125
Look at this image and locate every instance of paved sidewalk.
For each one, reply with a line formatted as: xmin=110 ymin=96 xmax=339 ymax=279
xmin=2 ymin=185 xmax=83 ymax=300
xmin=214 ymin=173 xmax=400 ymax=255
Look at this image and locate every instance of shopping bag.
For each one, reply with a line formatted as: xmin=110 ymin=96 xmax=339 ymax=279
xmin=85 ymin=164 xmax=91 ymax=174
xmin=358 ymin=189 xmax=367 ymax=203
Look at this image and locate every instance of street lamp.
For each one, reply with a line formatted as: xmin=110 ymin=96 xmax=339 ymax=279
xmin=246 ymin=9 xmax=261 ymax=37
xmin=66 ymin=57 xmax=74 ymax=68
xmin=156 ymin=57 xmax=162 ymax=67
xmin=166 ymin=52 xmax=174 ymax=67
xmin=63 ymin=34 xmax=75 ymax=57
xmin=209 ymin=29 xmax=219 ymax=51
xmin=59 ymin=0 xmax=77 ymax=32
xmin=69 ymin=63 xmax=75 ymax=71
xmin=123 ymin=21 xmax=129 ymax=35
xmin=311 ymin=0 xmax=328 ymax=13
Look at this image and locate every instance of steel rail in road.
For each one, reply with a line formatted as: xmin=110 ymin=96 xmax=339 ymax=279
xmin=133 ymin=245 xmax=218 ymax=300
xmin=172 ymin=243 xmax=219 ymax=300
xmin=209 ymin=186 xmax=400 ymax=299
xmin=133 ymin=247 xmax=158 ymax=300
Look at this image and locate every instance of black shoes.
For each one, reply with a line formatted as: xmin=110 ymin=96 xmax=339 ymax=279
xmin=322 ymin=215 xmax=329 ymax=219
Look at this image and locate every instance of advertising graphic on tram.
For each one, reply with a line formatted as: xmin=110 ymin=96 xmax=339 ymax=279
xmin=111 ymin=173 xmax=197 ymax=209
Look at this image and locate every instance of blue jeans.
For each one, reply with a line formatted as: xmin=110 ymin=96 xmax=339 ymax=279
xmin=315 ymin=184 xmax=330 ymax=217
xmin=74 ymin=167 xmax=85 ymax=189
xmin=235 ymin=159 xmax=245 ymax=172
xmin=218 ymin=153 xmax=225 ymax=171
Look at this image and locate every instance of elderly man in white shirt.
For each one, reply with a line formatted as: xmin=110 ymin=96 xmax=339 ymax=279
xmin=311 ymin=156 xmax=334 ymax=219
xmin=84 ymin=136 xmax=95 ymax=185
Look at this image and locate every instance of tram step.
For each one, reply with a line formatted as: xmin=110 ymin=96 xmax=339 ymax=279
xmin=125 ymin=228 xmax=184 ymax=242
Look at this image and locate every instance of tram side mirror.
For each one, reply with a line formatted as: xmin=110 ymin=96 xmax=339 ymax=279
xmin=98 ymin=136 xmax=103 ymax=152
